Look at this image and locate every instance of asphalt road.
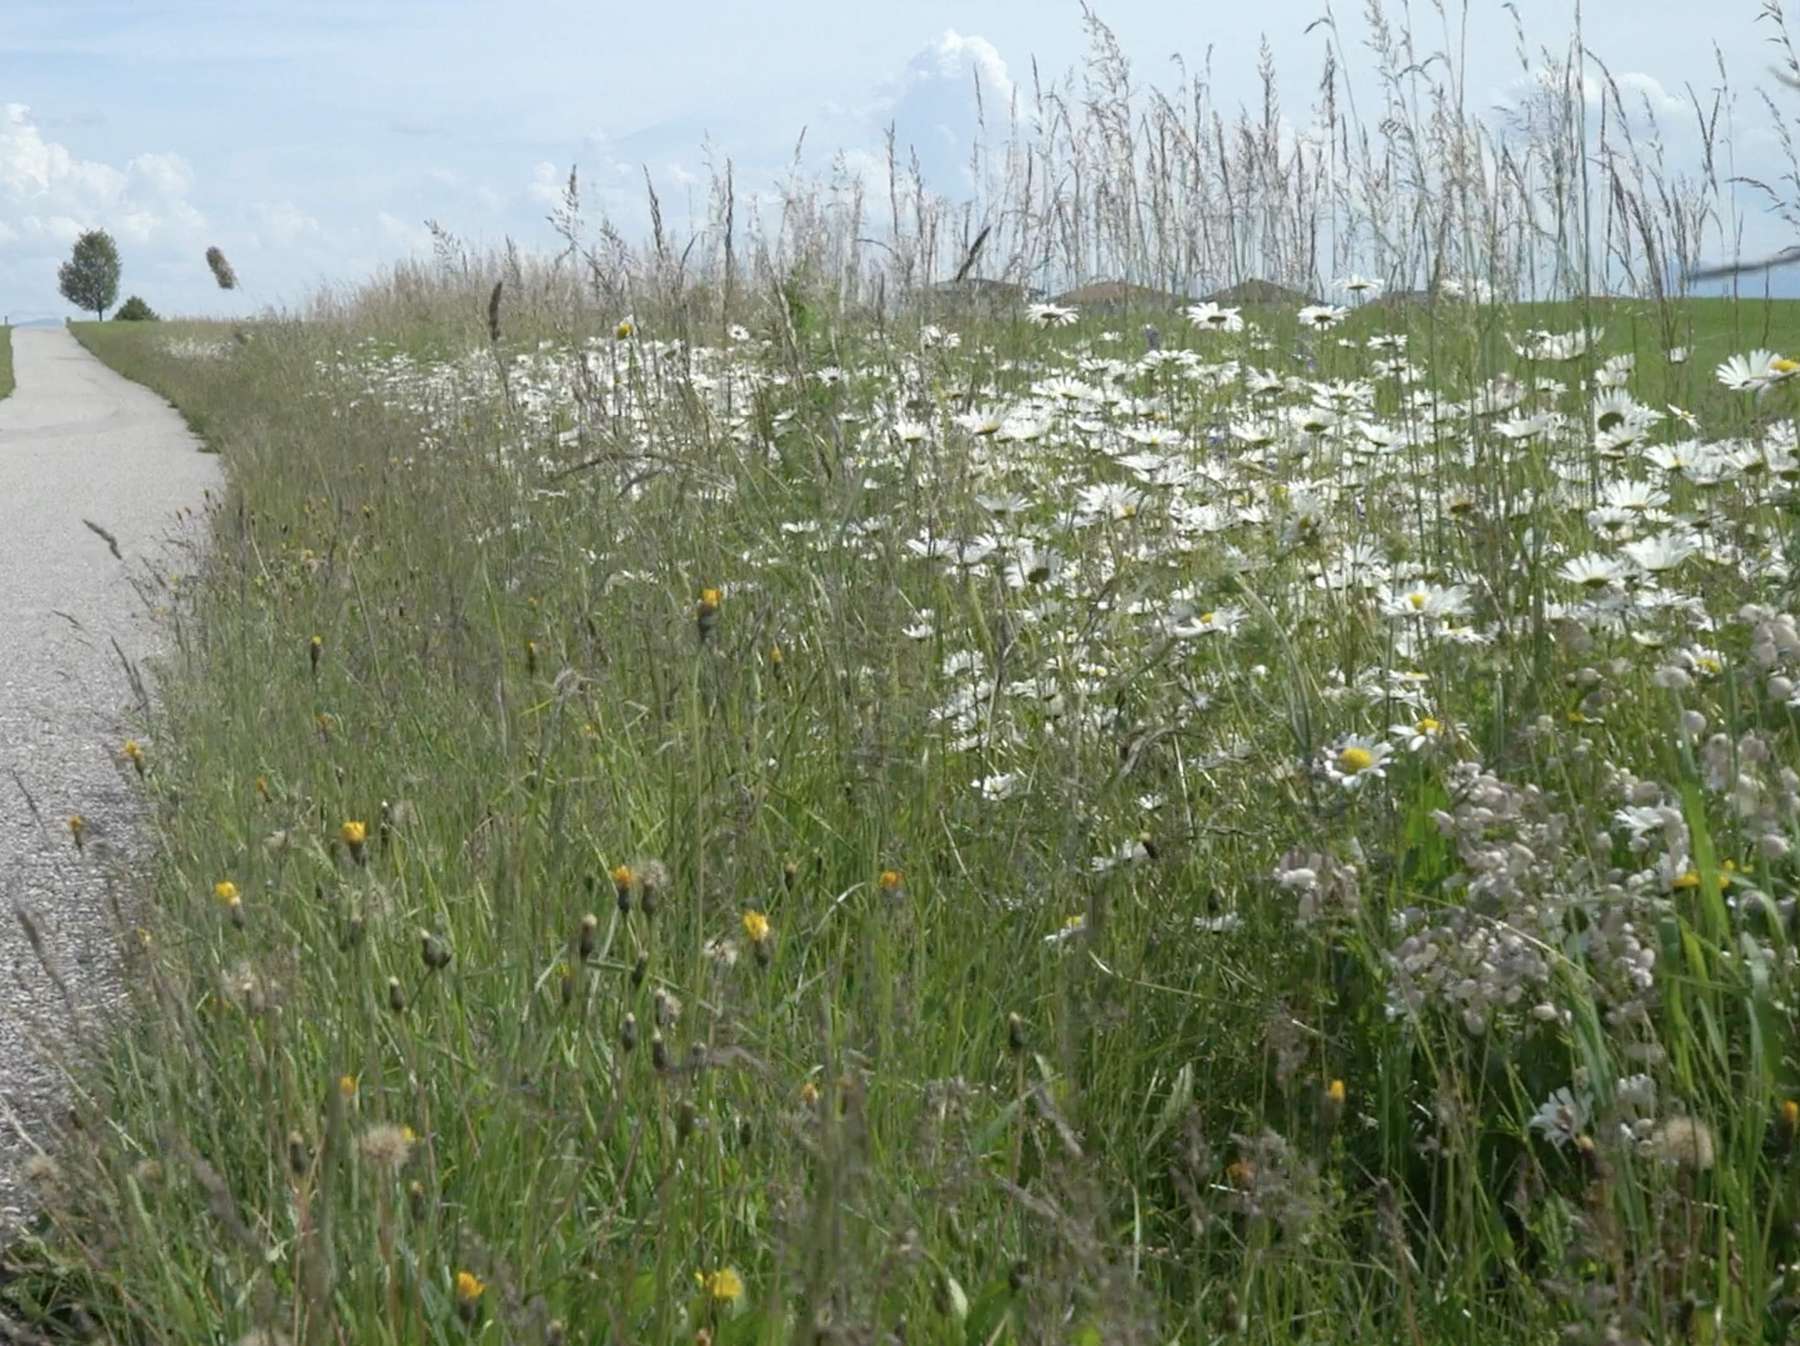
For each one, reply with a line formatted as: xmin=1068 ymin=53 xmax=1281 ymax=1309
xmin=0 ymin=327 xmax=218 ymax=1231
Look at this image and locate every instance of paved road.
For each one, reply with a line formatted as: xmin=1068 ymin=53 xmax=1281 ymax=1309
xmin=0 ymin=327 xmax=218 ymax=1230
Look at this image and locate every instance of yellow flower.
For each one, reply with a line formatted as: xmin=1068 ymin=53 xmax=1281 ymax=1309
xmin=1338 ymin=745 xmax=1375 ymax=774
xmin=697 ymin=1267 xmax=744 ymax=1303
xmin=214 ymin=880 xmax=240 ymax=905
xmin=615 ymin=318 xmax=635 ymax=340
xmin=122 ymin=739 xmax=145 ymax=774
xmin=338 ymin=1074 xmax=357 ymax=1101
xmin=1671 ymin=870 xmax=1701 ymax=891
xmin=341 ymin=820 xmax=368 ymax=848
xmin=455 ymin=1270 xmax=485 ymax=1303
xmin=742 ymin=910 xmax=771 ymax=944
xmin=698 ymin=587 xmax=722 ymax=617
xmin=878 ymin=868 xmax=903 ymax=893
xmin=1783 ymin=1098 xmax=1800 ymax=1132
xmin=1414 ymin=717 xmax=1440 ymax=735
xmin=1326 ymin=1078 xmax=1346 ymax=1106
xmin=611 ymin=863 xmax=634 ymax=891
xmin=68 ymin=815 xmax=86 ymax=850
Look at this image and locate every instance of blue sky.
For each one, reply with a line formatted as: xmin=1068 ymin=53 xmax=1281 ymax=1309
xmin=2 ymin=0 xmax=1796 ymax=319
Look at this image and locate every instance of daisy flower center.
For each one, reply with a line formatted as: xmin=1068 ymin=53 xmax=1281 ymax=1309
xmin=1339 ymin=746 xmax=1375 ymax=774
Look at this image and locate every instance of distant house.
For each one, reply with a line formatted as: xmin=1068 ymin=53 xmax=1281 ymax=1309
xmin=1050 ymin=280 xmax=1188 ymax=311
xmin=1202 ymin=279 xmax=1321 ymax=307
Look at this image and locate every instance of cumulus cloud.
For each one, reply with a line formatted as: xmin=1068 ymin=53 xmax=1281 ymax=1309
xmin=254 ymin=200 xmax=323 ymax=247
xmin=1 ymin=103 xmax=126 ymax=206
xmin=377 ymin=210 xmax=432 ymax=253
xmin=129 ymin=151 xmax=195 ymax=199
xmin=526 ymin=160 xmax=565 ymax=206
xmin=0 ymin=103 xmax=207 ymax=316
xmin=873 ymin=31 xmax=1016 ymax=190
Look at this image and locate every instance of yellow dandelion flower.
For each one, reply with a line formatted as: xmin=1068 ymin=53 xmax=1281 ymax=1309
xmin=214 ymin=880 xmax=240 ymax=905
xmin=122 ymin=739 xmax=145 ymax=775
xmin=341 ymin=820 xmax=368 ymax=849
xmin=454 ymin=1269 xmax=486 ymax=1322
xmin=338 ymin=1074 xmax=358 ymax=1100
xmin=68 ymin=815 xmax=86 ymax=850
xmin=696 ymin=1267 xmax=744 ymax=1303
xmin=878 ymin=868 xmax=903 ymax=892
xmin=742 ymin=910 xmax=771 ymax=944
xmin=1326 ymin=1078 xmax=1346 ymax=1106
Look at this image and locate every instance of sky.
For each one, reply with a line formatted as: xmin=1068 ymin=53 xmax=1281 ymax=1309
xmin=3 ymin=0 xmax=1799 ymax=320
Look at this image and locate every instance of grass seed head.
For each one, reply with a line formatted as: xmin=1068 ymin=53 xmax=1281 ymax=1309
xmin=1649 ymin=1116 xmax=1717 ymax=1172
xmin=358 ymin=1123 xmax=415 ymax=1172
xmin=205 ymin=245 xmax=238 ymax=290
xmin=420 ymin=929 xmax=450 ymax=971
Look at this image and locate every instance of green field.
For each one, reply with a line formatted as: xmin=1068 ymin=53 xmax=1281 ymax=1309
xmin=11 ymin=285 xmax=1800 ymax=1343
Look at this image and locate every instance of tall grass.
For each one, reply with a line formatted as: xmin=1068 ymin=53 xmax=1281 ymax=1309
xmin=10 ymin=4 xmax=1800 ymax=1344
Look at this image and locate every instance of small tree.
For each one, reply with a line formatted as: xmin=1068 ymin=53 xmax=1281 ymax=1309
xmin=115 ymin=295 xmax=159 ymax=321
xmin=58 ymin=230 xmax=121 ymax=320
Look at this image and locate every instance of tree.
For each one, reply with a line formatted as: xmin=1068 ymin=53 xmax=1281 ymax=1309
xmin=57 ymin=230 xmax=121 ymax=320
xmin=115 ymin=296 xmax=159 ymax=321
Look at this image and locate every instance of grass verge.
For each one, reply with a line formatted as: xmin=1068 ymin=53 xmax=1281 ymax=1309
xmin=13 ymin=290 xmax=1800 ymax=1343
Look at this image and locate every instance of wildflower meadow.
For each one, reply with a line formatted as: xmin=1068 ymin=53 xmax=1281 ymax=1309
xmin=14 ymin=6 xmax=1800 ymax=1344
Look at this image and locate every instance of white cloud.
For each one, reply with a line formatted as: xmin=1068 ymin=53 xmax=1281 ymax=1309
xmin=0 ymin=103 xmax=209 ymax=315
xmin=129 ymin=151 xmax=194 ymax=199
xmin=527 ymin=160 xmax=564 ymax=205
xmin=254 ymin=200 xmax=323 ymax=246
xmin=1 ymin=103 xmax=127 ymax=205
xmin=865 ymin=31 xmax=1017 ymax=191
xmin=377 ymin=210 xmax=432 ymax=252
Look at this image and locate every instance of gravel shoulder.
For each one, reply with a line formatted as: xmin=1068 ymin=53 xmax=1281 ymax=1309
xmin=0 ymin=327 xmax=218 ymax=1230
